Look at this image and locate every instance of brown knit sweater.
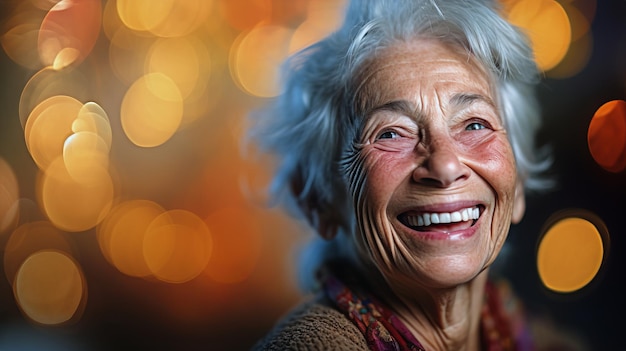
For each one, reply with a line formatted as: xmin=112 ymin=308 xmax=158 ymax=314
xmin=252 ymin=293 xmax=589 ymax=351
xmin=252 ymin=295 xmax=369 ymax=350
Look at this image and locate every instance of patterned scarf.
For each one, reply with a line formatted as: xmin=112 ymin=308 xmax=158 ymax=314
xmin=320 ymin=263 xmax=531 ymax=351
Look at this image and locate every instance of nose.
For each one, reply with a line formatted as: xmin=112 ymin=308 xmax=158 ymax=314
xmin=412 ymin=139 xmax=469 ymax=187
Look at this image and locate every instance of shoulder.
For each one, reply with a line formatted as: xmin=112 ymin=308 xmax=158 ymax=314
xmin=252 ymin=295 xmax=368 ymax=351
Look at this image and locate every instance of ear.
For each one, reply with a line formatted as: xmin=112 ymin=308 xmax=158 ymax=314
xmin=511 ymin=179 xmax=525 ymax=224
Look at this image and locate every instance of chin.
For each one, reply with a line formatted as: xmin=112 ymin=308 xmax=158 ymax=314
xmin=417 ymin=255 xmax=491 ymax=289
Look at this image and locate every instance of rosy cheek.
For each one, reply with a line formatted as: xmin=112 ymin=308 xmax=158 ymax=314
xmin=466 ymin=138 xmax=517 ymax=189
xmin=366 ymin=147 xmax=414 ymax=175
xmin=362 ymin=149 xmax=414 ymax=200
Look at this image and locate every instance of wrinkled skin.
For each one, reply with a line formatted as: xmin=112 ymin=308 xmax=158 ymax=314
xmin=344 ymin=38 xmax=525 ymax=350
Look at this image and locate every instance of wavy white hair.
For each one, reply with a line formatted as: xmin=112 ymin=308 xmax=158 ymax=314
xmin=248 ymin=0 xmax=552 ymax=290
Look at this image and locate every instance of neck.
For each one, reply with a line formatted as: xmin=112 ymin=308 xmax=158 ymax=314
xmin=368 ymin=267 xmax=489 ymax=351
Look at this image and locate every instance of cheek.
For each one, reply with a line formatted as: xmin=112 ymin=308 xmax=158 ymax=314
xmin=348 ymin=149 xmax=407 ymax=232
xmin=469 ymin=138 xmax=518 ymax=194
xmin=361 ymin=149 xmax=415 ymax=204
xmin=350 ymin=151 xmax=409 ymax=270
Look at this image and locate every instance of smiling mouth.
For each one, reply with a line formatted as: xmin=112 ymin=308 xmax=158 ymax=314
xmin=398 ymin=205 xmax=484 ymax=232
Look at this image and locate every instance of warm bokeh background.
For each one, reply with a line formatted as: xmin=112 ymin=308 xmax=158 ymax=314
xmin=0 ymin=0 xmax=624 ymax=350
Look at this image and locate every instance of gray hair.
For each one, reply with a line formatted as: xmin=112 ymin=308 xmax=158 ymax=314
xmin=248 ymin=0 xmax=552 ymax=290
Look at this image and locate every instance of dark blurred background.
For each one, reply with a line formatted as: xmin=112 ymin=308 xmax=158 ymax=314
xmin=0 ymin=0 xmax=624 ymax=350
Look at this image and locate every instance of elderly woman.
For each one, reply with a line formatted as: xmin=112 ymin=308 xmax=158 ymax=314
xmin=250 ymin=0 xmax=552 ymax=350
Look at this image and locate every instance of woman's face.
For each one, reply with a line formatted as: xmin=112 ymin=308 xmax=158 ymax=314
xmin=348 ymin=39 xmax=525 ymax=291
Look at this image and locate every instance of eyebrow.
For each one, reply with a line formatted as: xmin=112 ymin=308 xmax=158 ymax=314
xmin=364 ymin=92 xmax=496 ymax=119
xmin=366 ymin=100 xmax=418 ymax=118
xmin=449 ymin=93 xmax=496 ymax=109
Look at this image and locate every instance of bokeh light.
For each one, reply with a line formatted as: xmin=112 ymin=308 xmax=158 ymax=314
xmin=229 ymin=24 xmax=293 ymax=97
xmin=537 ymin=212 xmax=608 ymax=293
xmin=19 ymin=68 xmax=89 ymax=130
xmin=0 ymin=158 xmax=19 ymax=233
xmin=24 ymin=95 xmax=82 ymax=171
xmin=37 ymin=0 xmax=102 ymax=68
xmin=546 ymin=31 xmax=592 ymax=79
xmin=73 ymin=102 xmax=113 ymax=149
xmin=120 ymin=72 xmax=184 ymax=147
xmin=38 ymin=157 xmax=114 ymax=232
xmin=0 ymin=2 xmax=49 ymax=70
xmin=4 ymin=221 xmax=73 ymax=285
xmin=116 ymin=0 xmax=212 ymax=37
xmin=288 ymin=0 xmax=347 ymax=54
xmin=62 ymin=131 xmax=110 ymax=184
xmin=505 ymin=0 xmax=572 ymax=71
xmin=144 ymin=0 xmax=213 ymax=38
xmin=107 ymin=25 xmax=155 ymax=85
xmin=116 ymin=0 xmax=164 ymax=32
xmin=1 ymin=23 xmax=42 ymax=70
xmin=544 ymin=0 xmax=596 ymax=78
xmin=146 ymin=36 xmax=206 ymax=99
xmin=143 ymin=209 xmax=213 ymax=283
xmin=97 ymin=199 xmax=165 ymax=278
xmin=587 ymin=100 xmax=626 ymax=173
xmin=14 ymin=250 xmax=86 ymax=325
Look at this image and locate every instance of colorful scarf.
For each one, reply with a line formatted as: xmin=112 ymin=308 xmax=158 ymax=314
xmin=321 ymin=264 xmax=532 ymax=351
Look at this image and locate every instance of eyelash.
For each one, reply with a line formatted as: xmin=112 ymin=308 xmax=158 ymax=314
xmin=465 ymin=122 xmax=485 ymax=131
xmin=464 ymin=118 xmax=493 ymax=131
xmin=370 ymin=116 xmax=494 ymax=143
xmin=376 ymin=129 xmax=400 ymax=140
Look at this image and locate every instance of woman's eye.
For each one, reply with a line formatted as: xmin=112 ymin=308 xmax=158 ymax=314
xmin=377 ymin=130 xmax=399 ymax=140
xmin=465 ymin=122 xmax=486 ymax=131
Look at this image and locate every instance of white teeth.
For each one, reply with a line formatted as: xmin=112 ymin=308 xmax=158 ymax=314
xmin=440 ymin=213 xmax=451 ymax=223
xmin=451 ymin=211 xmax=461 ymax=222
xmin=431 ymin=213 xmax=440 ymax=224
xmin=404 ymin=206 xmax=480 ymax=228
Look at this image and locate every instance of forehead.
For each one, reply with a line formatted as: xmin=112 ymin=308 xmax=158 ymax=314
xmin=354 ymin=39 xmax=494 ymax=113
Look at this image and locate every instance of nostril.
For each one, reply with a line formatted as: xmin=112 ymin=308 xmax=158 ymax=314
xmin=412 ymin=155 xmax=469 ymax=187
